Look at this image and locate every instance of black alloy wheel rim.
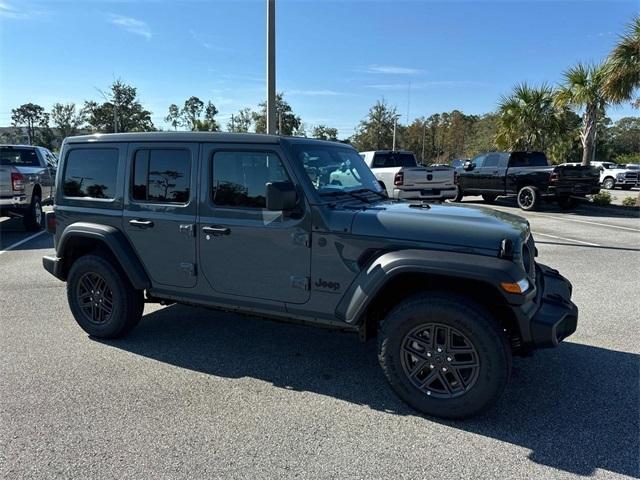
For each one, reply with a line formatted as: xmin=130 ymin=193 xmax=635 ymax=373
xmin=76 ymin=272 xmax=114 ymax=324
xmin=400 ymin=323 xmax=480 ymax=399
xmin=518 ymin=189 xmax=534 ymax=208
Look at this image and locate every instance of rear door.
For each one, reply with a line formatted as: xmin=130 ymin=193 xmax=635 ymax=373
xmin=123 ymin=143 xmax=198 ymax=288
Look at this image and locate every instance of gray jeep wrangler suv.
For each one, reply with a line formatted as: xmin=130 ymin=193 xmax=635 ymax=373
xmin=43 ymin=132 xmax=577 ymax=419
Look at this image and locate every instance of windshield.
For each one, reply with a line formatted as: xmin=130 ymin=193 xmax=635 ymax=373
xmin=292 ymin=143 xmax=383 ymax=195
xmin=602 ymin=163 xmax=619 ymax=169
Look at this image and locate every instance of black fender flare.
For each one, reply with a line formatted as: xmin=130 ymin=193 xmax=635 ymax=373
xmin=335 ymin=249 xmax=530 ymax=325
xmin=57 ymin=222 xmax=151 ymax=290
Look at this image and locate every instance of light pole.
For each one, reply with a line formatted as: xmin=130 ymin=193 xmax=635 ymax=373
xmin=266 ymin=0 xmax=276 ymax=135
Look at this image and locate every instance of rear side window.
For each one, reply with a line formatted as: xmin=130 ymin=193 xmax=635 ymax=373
xmin=212 ymin=151 xmax=289 ymax=209
xmin=132 ymin=149 xmax=191 ymax=203
xmin=63 ymin=149 xmax=118 ymax=199
xmin=509 ymin=152 xmax=548 ymax=167
xmin=0 ymin=147 xmax=40 ymax=167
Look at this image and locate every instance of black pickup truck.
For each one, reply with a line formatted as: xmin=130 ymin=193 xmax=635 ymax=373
xmin=454 ymin=151 xmax=600 ymax=210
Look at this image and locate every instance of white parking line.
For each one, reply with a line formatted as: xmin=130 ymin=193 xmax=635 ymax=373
xmin=532 ymin=231 xmax=601 ymax=247
xmin=542 ymin=215 xmax=640 ymax=233
xmin=0 ymin=231 xmax=46 ymax=256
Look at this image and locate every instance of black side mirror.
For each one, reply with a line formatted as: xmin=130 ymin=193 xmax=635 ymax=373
xmin=463 ymin=161 xmax=475 ymax=171
xmin=266 ymin=181 xmax=297 ymax=211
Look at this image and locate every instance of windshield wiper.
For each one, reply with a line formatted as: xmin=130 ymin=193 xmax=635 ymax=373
xmin=319 ymin=190 xmax=373 ymax=203
xmin=349 ymin=188 xmax=388 ymax=200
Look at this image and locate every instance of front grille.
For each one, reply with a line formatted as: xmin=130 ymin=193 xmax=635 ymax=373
xmin=625 ymin=172 xmax=638 ymax=179
xmin=523 ymin=235 xmax=536 ymax=283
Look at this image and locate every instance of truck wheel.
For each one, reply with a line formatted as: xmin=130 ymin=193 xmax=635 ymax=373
xmin=67 ymin=254 xmax=144 ymax=338
xmin=23 ymin=195 xmax=43 ymax=231
xmin=481 ymin=193 xmax=497 ymax=204
xmin=602 ymin=177 xmax=615 ymax=190
xmin=452 ymin=187 xmax=464 ymax=202
xmin=378 ymin=292 xmax=511 ymax=419
xmin=517 ymin=186 xmax=539 ymax=211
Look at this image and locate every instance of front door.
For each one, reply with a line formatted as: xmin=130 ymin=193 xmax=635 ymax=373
xmin=463 ymin=154 xmax=485 ymax=192
xmin=198 ymin=145 xmax=311 ymax=304
xmin=123 ymin=143 xmax=198 ymax=288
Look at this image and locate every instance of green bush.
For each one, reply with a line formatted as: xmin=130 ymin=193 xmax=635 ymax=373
xmin=615 ymin=153 xmax=640 ymax=165
xmin=622 ymin=196 xmax=638 ymax=207
xmin=591 ymin=191 xmax=612 ymax=206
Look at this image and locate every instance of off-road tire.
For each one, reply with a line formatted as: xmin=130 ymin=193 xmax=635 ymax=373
xmin=602 ymin=177 xmax=615 ymax=190
xmin=378 ymin=292 xmax=512 ymax=419
xmin=23 ymin=195 xmax=43 ymax=231
xmin=517 ymin=185 xmax=539 ymax=211
xmin=67 ymin=254 xmax=144 ymax=338
xmin=482 ymin=193 xmax=498 ymax=204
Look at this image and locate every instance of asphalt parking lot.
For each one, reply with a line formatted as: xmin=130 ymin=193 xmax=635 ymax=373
xmin=1 ymin=201 xmax=639 ymax=480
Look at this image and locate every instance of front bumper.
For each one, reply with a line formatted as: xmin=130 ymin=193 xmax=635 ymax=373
xmin=512 ymin=263 xmax=578 ymax=348
xmin=43 ymin=255 xmax=65 ymax=281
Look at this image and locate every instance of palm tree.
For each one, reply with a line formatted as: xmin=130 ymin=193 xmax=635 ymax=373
xmin=603 ymin=16 xmax=640 ymax=105
xmin=496 ymin=83 xmax=568 ymax=152
xmin=555 ymin=63 xmax=608 ymax=166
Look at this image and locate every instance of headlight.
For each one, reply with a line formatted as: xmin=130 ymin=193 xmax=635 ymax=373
xmin=616 ymin=173 xmax=625 ymax=180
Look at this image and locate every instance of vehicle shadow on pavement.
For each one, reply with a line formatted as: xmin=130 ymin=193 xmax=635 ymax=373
xmin=0 ymin=217 xmax=53 ymax=251
xmin=101 ymin=304 xmax=639 ymax=478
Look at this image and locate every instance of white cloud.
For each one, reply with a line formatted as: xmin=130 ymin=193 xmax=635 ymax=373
xmin=0 ymin=1 xmax=41 ymax=20
xmin=365 ymin=65 xmax=423 ymax=75
xmin=108 ymin=14 xmax=152 ymax=40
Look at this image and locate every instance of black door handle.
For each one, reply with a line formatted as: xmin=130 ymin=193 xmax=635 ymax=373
xmin=129 ymin=219 xmax=154 ymax=228
xmin=202 ymin=226 xmax=231 ymax=236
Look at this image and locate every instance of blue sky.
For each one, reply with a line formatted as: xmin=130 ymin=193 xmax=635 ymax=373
xmin=0 ymin=0 xmax=637 ymax=138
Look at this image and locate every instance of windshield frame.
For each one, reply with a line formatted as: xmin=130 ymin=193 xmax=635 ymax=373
xmin=282 ymin=139 xmax=385 ymax=205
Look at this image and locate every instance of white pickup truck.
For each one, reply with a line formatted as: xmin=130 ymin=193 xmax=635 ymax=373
xmin=563 ymin=161 xmax=638 ymax=190
xmin=360 ymin=150 xmax=457 ymax=201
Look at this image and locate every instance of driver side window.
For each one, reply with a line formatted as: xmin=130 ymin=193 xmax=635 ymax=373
xmin=211 ymin=151 xmax=289 ymax=209
xmin=473 ymin=155 xmax=486 ymax=168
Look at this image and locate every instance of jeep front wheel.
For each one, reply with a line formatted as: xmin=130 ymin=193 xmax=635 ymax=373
xmin=378 ymin=293 xmax=511 ymax=419
xmin=67 ymin=254 xmax=144 ymax=338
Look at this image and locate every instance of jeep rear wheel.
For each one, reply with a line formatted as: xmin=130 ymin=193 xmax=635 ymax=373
xmin=67 ymin=254 xmax=144 ymax=338
xmin=378 ymin=293 xmax=511 ymax=419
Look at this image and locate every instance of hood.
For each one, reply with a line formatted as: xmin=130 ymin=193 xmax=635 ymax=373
xmin=351 ymin=202 xmax=529 ymax=254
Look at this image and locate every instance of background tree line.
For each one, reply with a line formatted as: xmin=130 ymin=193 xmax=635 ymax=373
xmin=4 ymin=16 xmax=638 ymax=166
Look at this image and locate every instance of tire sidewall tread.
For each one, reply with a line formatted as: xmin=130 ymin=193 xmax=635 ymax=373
xmin=378 ymin=292 xmax=512 ymax=419
xmin=67 ymin=254 xmax=143 ymax=338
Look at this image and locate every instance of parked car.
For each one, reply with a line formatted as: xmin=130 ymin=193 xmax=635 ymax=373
xmin=43 ymin=132 xmax=578 ymax=419
xmin=625 ymin=164 xmax=640 ymax=186
xmin=0 ymin=144 xmax=57 ymax=230
xmin=455 ymin=151 xmax=600 ymax=210
xmin=563 ymin=161 xmax=638 ymax=190
xmin=360 ymin=150 xmax=457 ymax=202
